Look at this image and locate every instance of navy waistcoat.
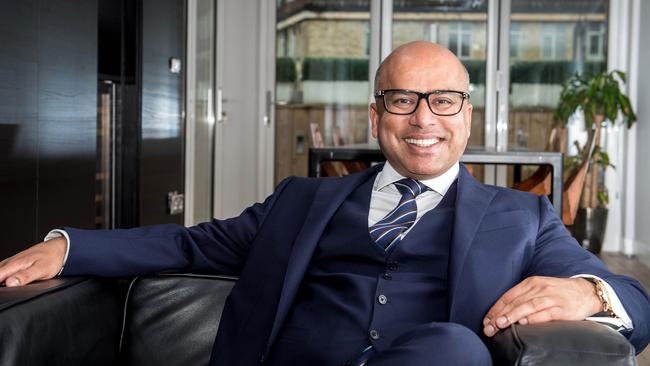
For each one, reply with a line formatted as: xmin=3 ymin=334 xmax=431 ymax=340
xmin=266 ymin=174 xmax=458 ymax=365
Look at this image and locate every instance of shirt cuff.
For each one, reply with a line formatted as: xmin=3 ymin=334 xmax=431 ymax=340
xmin=573 ymin=274 xmax=634 ymax=330
xmin=44 ymin=229 xmax=70 ymax=276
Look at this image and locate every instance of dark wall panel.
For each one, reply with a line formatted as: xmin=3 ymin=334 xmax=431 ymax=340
xmin=0 ymin=0 xmax=40 ymax=256
xmin=140 ymin=0 xmax=184 ymax=225
xmin=37 ymin=0 xmax=98 ymax=237
xmin=0 ymin=0 xmax=98 ymax=258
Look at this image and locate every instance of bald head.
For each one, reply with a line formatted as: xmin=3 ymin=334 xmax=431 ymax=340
xmin=374 ymin=41 xmax=470 ymax=93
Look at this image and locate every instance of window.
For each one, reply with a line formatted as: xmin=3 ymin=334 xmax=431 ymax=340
xmin=586 ymin=23 xmax=606 ymax=61
xmin=274 ymin=0 xmax=371 ymax=181
xmin=287 ymin=28 xmax=296 ymax=58
xmin=272 ymin=0 xmax=609 ymax=181
xmin=428 ymin=23 xmax=439 ymax=43
xmin=540 ymin=23 xmax=567 ymax=61
xmin=447 ymin=22 xmax=473 ymax=59
xmin=392 ymin=0 xmax=487 ymax=155
xmin=277 ymin=31 xmax=286 ymax=57
xmin=364 ymin=22 xmax=370 ymax=57
xmin=508 ymin=1 xmax=608 ymax=153
xmin=510 ymin=22 xmax=521 ymax=59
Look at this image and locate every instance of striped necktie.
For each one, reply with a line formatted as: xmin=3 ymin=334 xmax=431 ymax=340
xmin=369 ymin=178 xmax=429 ymax=251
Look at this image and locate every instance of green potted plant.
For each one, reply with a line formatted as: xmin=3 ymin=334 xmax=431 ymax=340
xmin=555 ymin=70 xmax=636 ymax=253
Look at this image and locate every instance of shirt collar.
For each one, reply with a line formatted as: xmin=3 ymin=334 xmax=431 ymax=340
xmin=374 ymin=161 xmax=459 ymax=196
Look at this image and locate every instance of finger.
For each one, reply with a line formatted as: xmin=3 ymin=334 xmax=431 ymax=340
xmin=484 ymin=280 xmax=539 ymax=326
xmin=0 ymin=256 xmax=34 ymax=284
xmin=484 ymin=284 xmax=526 ymax=322
xmin=486 ymin=314 xmax=518 ymax=337
xmin=485 ymin=282 xmax=551 ymax=334
xmin=485 ymin=299 xmax=544 ymax=337
xmin=6 ymin=262 xmax=50 ymax=287
xmin=494 ymin=296 xmax=555 ymax=329
xmin=521 ymin=307 xmax=561 ymax=324
xmin=483 ymin=323 xmax=498 ymax=337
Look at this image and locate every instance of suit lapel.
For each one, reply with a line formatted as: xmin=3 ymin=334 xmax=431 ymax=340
xmin=448 ymin=164 xmax=496 ymax=320
xmin=265 ymin=164 xmax=382 ymax=354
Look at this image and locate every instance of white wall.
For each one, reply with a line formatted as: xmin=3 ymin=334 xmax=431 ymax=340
xmin=634 ymin=0 xmax=650 ymax=266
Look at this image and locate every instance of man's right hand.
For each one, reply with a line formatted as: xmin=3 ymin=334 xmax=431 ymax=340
xmin=0 ymin=237 xmax=67 ymax=287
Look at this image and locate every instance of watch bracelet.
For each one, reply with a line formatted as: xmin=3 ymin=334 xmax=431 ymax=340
xmin=587 ymin=277 xmax=618 ymax=318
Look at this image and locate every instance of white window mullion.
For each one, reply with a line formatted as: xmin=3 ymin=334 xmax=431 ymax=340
xmin=485 ymin=0 xmax=508 ymax=185
xmin=368 ymin=0 xmax=392 ymax=143
xmin=184 ymin=0 xmax=197 ymax=226
xmin=495 ymin=0 xmax=511 ymax=186
xmin=605 ymin=0 xmax=634 ymax=254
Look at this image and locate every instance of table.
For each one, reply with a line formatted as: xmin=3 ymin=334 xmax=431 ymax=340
xmin=309 ymin=145 xmax=563 ymax=214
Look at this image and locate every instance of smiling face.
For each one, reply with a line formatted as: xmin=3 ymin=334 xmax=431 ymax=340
xmin=370 ymin=41 xmax=473 ymax=180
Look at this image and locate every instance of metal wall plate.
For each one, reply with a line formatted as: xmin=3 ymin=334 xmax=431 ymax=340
xmin=167 ymin=191 xmax=184 ymax=215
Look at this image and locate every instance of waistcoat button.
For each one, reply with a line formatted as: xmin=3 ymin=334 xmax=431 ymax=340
xmin=377 ymin=294 xmax=388 ymax=304
xmin=369 ymin=329 xmax=380 ymax=340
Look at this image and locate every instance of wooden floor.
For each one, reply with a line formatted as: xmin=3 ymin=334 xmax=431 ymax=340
xmin=599 ymin=253 xmax=650 ymax=365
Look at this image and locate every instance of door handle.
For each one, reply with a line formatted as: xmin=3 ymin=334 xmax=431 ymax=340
xmin=216 ymin=88 xmax=228 ymax=123
xmin=263 ymin=90 xmax=273 ymax=127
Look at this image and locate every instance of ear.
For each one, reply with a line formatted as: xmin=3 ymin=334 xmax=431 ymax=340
xmin=369 ymin=102 xmax=380 ymax=139
xmin=464 ymin=102 xmax=473 ymax=138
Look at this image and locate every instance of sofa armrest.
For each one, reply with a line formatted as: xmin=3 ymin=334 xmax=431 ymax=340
xmin=0 ymin=277 xmax=124 ymax=366
xmin=491 ymin=320 xmax=637 ymax=366
xmin=119 ymin=273 xmax=236 ymax=366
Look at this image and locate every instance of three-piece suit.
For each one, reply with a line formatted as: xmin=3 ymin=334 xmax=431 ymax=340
xmin=60 ymin=164 xmax=650 ymax=365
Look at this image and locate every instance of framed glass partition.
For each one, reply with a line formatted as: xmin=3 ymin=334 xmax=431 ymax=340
xmin=275 ymin=0 xmax=371 ymax=182
xmin=185 ymin=0 xmax=216 ymax=225
xmin=392 ymin=0 xmax=489 ymax=180
xmin=507 ymin=1 xmax=608 ymax=182
xmin=392 ymin=0 xmax=488 ymax=151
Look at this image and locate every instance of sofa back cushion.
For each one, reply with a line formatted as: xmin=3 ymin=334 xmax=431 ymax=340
xmin=119 ymin=274 xmax=236 ymax=366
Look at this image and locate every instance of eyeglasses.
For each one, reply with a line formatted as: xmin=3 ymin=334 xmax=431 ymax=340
xmin=375 ymin=89 xmax=470 ymax=116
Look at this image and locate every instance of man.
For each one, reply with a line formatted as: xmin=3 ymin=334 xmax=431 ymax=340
xmin=1 ymin=41 xmax=649 ymax=365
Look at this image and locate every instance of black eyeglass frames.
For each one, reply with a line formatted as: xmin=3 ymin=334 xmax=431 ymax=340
xmin=374 ymin=89 xmax=470 ymax=116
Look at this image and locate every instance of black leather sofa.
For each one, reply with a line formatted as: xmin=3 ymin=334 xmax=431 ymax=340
xmin=0 ymin=274 xmax=638 ymax=366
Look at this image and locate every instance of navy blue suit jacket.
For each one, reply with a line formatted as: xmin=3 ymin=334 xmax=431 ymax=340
xmin=62 ymin=164 xmax=650 ymax=365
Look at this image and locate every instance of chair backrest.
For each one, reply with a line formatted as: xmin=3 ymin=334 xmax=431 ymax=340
xmin=119 ymin=274 xmax=236 ymax=366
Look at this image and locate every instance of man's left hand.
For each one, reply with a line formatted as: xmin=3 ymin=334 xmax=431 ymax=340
xmin=483 ymin=276 xmax=602 ymax=337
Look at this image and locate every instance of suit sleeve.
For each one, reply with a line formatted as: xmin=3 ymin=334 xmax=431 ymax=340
xmin=525 ymin=195 xmax=650 ymax=353
xmin=61 ymin=177 xmax=294 ymax=278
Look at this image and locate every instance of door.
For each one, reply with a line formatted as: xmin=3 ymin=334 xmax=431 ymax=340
xmin=212 ymin=0 xmax=274 ymax=219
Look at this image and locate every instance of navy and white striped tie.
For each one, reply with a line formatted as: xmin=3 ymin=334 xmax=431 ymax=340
xmin=369 ymin=178 xmax=428 ymax=251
